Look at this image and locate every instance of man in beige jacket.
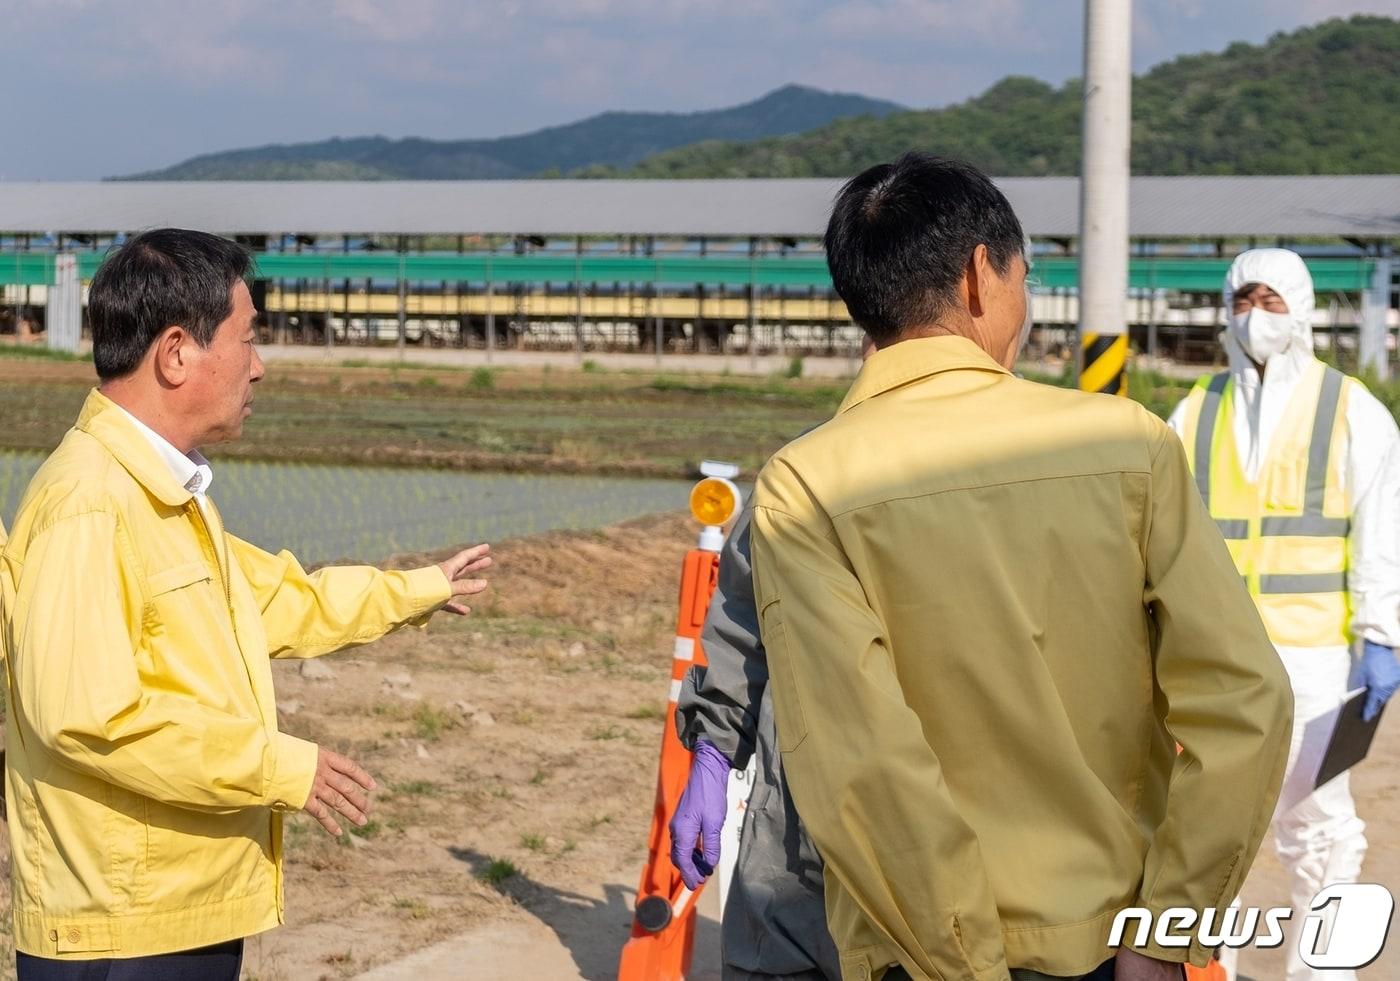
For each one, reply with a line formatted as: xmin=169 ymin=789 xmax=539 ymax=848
xmin=750 ymin=154 xmax=1294 ymax=981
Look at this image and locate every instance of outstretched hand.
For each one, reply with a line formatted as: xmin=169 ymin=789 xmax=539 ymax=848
xmin=436 ymin=543 xmax=492 ymax=615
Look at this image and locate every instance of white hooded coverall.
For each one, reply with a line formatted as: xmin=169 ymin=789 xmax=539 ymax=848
xmin=1167 ymin=249 xmax=1400 ymax=981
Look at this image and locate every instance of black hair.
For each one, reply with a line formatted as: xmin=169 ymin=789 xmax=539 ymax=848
xmin=88 ymin=228 xmax=253 ymax=380
xmin=823 ymin=153 xmax=1025 ymax=345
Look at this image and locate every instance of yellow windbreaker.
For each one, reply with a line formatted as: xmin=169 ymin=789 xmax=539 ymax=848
xmin=0 ymin=389 xmax=452 ymax=959
xmin=750 ymin=337 xmax=1294 ymax=980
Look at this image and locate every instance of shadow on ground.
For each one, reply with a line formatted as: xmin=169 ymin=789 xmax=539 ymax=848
xmin=449 ymin=846 xmax=721 ymax=981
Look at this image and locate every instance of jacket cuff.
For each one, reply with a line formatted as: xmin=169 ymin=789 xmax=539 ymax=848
xmin=1125 ymin=901 xmax=1217 ymax=969
xmin=401 ymin=565 xmax=455 ymax=626
xmin=267 ymin=732 xmax=320 ymax=810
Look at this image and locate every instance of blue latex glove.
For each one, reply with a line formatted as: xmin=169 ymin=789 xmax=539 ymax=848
xmin=1359 ymin=641 xmax=1400 ymax=722
xmin=669 ymin=740 xmax=731 ymax=890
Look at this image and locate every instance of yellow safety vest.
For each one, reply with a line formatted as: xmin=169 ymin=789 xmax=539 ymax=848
xmin=1178 ymin=359 xmax=1353 ymax=649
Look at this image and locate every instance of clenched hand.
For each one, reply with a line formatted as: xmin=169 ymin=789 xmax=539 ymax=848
xmin=436 ymin=543 xmax=493 ymax=615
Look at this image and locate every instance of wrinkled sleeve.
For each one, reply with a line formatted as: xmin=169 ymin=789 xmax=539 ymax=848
xmin=1345 ymin=390 xmax=1400 ymax=648
xmin=750 ymin=466 xmax=1009 ymax=981
xmin=228 ymin=535 xmax=452 ymax=659
xmin=1138 ymin=424 xmax=1294 ymax=965
xmin=675 ymin=504 xmax=766 ymax=766
xmin=10 ymin=511 xmax=317 ymax=813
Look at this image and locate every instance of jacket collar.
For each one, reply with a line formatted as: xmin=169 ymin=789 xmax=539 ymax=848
xmin=75 ymin=389 xmax=196 ymax=508
xmin=839 ymin=335 xmax=1012 ymax=415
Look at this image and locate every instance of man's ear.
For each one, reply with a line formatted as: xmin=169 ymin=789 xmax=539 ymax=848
xmin=965 ymin=244 xmax=991 ymax=319
xmin=152 ymin=326 xmax=190 ymax=387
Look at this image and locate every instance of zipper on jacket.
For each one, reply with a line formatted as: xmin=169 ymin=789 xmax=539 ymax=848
xmin=189 ymin=500 xmax=232 ymax=612
xmin=189 ymin=500 xmax=264 ymax=708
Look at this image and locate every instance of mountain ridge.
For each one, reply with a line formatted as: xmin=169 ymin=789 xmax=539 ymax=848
xmin=607 ymin=16 xmax=1400 ymax=178
xmin=118 ymin=85 xmax=904 ymax=181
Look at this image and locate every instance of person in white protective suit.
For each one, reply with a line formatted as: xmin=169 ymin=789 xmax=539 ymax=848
xmin=1167 ymin=248 xmax=1400 ymax=981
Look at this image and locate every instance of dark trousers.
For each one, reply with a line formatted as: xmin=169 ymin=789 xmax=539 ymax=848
xmin=17 ymin=939 xmax=243 ymax=981
xmin=886 ymin=960 xmax=1115 ymax=981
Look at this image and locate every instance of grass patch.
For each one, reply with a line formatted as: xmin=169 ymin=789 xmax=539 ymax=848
xmin=581 ymin=359 xmax=604 ymax=374
xmin=624 ymin=704 xmax=665 ymax=721
xmin=476 ymin=857 xmax=520 ymax=887
xmin=529 ymin=768 xmax=550 ymax=785
xmin=347 ymin=819 xmax=382 ymax=840
xmin=0 ymin=344 xmax=91 ymax=363
xmin=520 ymin=833 xmax=547 ymax=852
xmin=392 ymin=896 xmax=430 ymax=919
xmin=390 ymin=779 xmax=442 ymax=798
xmin=586 ymin=724 xmax=624 ymax=741
xmin=646 ymin=374 xmax=844 ymax=410
xmin=469 ymin=366 xmax=497 ymax=389
xmin=413 ymin=703 xmax=455 ymax=741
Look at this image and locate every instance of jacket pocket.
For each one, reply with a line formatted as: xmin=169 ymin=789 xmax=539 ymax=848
xmin=142 ymin=560 xmax=218 ymax=641
xmin=147 ymin=560 xmax=213 ymax=596
xmin=758 ymin=601 xmax=808 ymax=753
xmin=839 ymin=944 xmax=886 ymax=981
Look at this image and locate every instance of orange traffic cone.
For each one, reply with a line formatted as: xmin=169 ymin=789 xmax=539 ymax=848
xmin=617 ymin=544 xmax=721 ymax=981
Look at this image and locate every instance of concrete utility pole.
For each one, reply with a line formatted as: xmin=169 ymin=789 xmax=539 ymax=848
xmin=1360 ymin=250 xmax=1393 ymax=381
xmin=47 ymin=253 xmax=81 ymax=353
xmin=1077 ymin=0 xmax=1132 ymax=395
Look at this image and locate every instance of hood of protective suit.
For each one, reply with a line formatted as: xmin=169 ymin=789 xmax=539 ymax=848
xmin=1222 ymin=248 xmax=1316 ymax=376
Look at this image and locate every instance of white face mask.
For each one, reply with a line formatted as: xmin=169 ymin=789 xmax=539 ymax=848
xmin=1229 ymin=307 xmax=1293 ymax=365
xmin=1014 ymin=284 xmax=1034 ymax=356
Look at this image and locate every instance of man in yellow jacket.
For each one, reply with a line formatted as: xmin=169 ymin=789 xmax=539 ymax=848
xmin=749 ymin=155 xmax=1295 ymax=981
xmin=0 ymin=229 xmax=491 ymax=980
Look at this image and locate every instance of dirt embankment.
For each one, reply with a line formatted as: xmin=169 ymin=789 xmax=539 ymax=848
xmin=0 ymin=505 xmax=1393 ymax=980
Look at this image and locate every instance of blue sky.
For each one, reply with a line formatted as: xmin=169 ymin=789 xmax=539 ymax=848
xmin=2 ymin=0 xmax=1396 ymax=180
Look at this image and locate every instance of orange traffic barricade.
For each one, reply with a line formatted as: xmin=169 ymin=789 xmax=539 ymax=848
xmin=1186 ymin=959 xmax=1227 ymax=981
xmin=618 ymin=466 xmax=740 ymax=981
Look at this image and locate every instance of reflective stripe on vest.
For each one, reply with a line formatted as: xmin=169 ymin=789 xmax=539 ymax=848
xmin=1185 ymin=362 xmax=1352 ymax=647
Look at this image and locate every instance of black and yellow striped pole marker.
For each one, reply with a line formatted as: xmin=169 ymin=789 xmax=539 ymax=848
xmin=1077 ymin=0 xmax=1132 ymax=398
xmin=1080 ymin=331 xmax=1128 ymax=396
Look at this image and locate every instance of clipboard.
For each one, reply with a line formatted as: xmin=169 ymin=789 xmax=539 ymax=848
xmin=1316 ymin=687 xmax=1387 ymax=790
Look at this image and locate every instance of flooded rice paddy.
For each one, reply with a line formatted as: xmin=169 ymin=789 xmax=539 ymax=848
xmin=0 ymin=451 xmax=690 ymax=565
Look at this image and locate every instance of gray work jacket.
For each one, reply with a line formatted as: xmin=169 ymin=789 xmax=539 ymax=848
xmin=676 ymin=503 xmax=841 ymax=980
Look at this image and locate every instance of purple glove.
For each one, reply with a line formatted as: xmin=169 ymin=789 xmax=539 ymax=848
xmin=1359 ymin=641 xmax=1400 ymax=722
xmin=669 ymin=740 xmax=731 ymax=890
